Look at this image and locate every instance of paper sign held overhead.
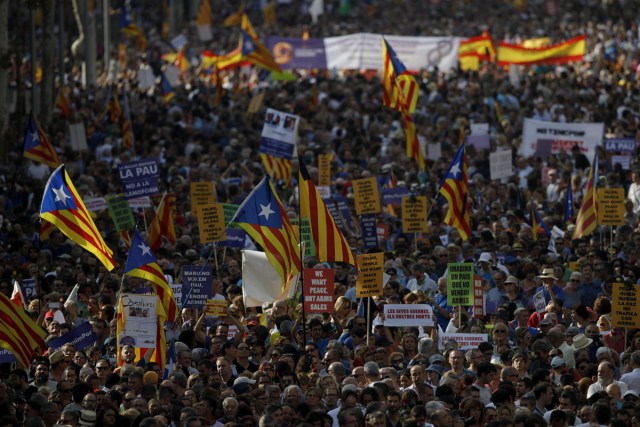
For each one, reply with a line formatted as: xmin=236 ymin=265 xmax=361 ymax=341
xmin=353 ymin=177 xmax=381 ymax=215
xmin=197 ymin=203 xmax=226 ymax=244
xmin=597 ymin=188 xmax=625 ymax=226
xmin=611 ymin=283 xmax=640 ymax=328
xmin=190 ymin=182 xmax=216 ymax=215
xmin=447 ymin=263 xmax=475 ymax=306
xmin=356 ymin=253 xmax=383 ymax=298
xmin=401 ymin=196 xmax=428 ymax=233
xmin=303 ymin=268 xmax=335 ymax=313
xmin=490 ymin=150 xmax=513 ymax=180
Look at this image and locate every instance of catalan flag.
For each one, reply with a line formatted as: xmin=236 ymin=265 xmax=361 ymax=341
xmin=382 ymin=37 xmax=419 ymax=114
xmin=438 ymin=143 xmax=471 ymax=241
xmin=223 ymin=3 xmax=246 ymax=26
xmin=229 ymin=176 xmax=301 ymax=290
xmin=40 ymin=165 xmax=116 ymax=270
xmin=125 ymin=231 xmax=178 ymax=323
xmin=120 ymin=0 xmax=147 ymax=51
xmin=401 ymin=112 xmax=426 ymax=171
xmin=163 ymin=339 xmax=177 ymax=379
xmin=263 ymin=1 xmax=276 ymax=26
xmin=196 ymin=0 xmax=212 ymax=26
xmin=530 ymin=206 xmax=551 ymax=241
xmin=458 ymin=31 xmax=495 ymax=71
xmin=23 ymin=113 xmax=61 ymax=169
xmin=299 ymin=160 xmax=357 ymax=268
xmin=122 ymin=88 xmax=134 ymax=150
xmin=0 ymin=291 xmax=46 ymax=367
xmin=54 ymin=86 xmax=72 ymax=118
xmin=108 ymin=92 xmax=122 ymax=124
xmin=161 ymin=74 xmax=175 ymax=104
xmin=149 ymin=192 xmax=176 ymax=250
xmin=239 ymin=30 xmax=282 ymax=73
xmin=260 ymin=153 xmax=292 ymax=187
xmin=497 ymin=35 xmax=586 ymax=66
xmin=564 ymin=182 xmax=574 ymax=224
xmin=573 ymin=150 xmax=599 ymax=239
xmin=39 ymin=219 xmax=55 ymax=241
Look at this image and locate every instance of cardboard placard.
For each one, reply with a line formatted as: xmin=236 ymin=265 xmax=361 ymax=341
xmin=447 ymin=263 xmax=475 ymax=306
xmin=181 ymin=265 xmax=213 ymax=308
xmin=190 ymin=182 xmax=216 ymax=214
xmin=197 ymin=203 xmax=226 ymax=243
xmin=383 ymin=304 xmax=434 ymax=327
xmin=438 ymin=333 xmax=489 ymax=350
xmin=353 ymin=177 xmax=381 ymax=215
xmin=303 ymin=268 xmax=335 ymax=313
xmin=361 ymin=214 xmax=378 ymax=249
xmin=597 ymin=188 xmax=625 ymax=226
xmin=473 ymin=275 xmax=484 ymax=317
xmin=533 ymin=290 xmax=547 ymax=314
xmin=611 ymin=283 xmax=640 ymax=328
xmin=107 ymin=194 xmax=135 ymax=231
xmin=317 ymin=154 xmax=332 ymax=187
xmin=356 ymin=253 xmax=384 ymax=297
xmin=490 ymin=150 xmax=513 ymax=180
xmin=401 ymin=196 xmax=428 ymax=233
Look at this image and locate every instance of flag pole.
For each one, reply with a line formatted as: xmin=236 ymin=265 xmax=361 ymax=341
xmin=293 ymin=165 xmax=307 ymax=347
xmin=366 ymin=298 xmax=371 ymax=346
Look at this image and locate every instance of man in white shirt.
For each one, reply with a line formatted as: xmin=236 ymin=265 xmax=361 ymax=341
xmin=587 ymin=361 xmax=628 ymax=399
xmin=406 ymin=262 xmax=437 ymax=296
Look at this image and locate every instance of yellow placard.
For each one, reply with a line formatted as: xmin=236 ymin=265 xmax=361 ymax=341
xmin=611 ymin=283 xmax=640 ymax=328
xmin=318 ymin=154 xmax=332 ymax=187
xmin=197 ymin=203 xmax=226 ymax=244
xmin=206 ymin=299 xmax=228 ymax=317
xmin=248 ymin=91 xmax=265 ymax=114
xmin=597 ymin=188 xmax=625 ymax=226
xmin=353 ymin=177 xmax=381 ymax=215
xmin=401 ymin=196 xmax=428 ymax=233
xmin=190 ymin=182 xmax=216 ymax=215
xmin=356 ymin=253 xmax=384 ymax=297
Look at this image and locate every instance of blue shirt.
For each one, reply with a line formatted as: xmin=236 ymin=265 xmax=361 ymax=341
xmin=434 ymin=294 xmax=454 ymax=332
xmin=537 ymin=284 xmax=565 ymax=303
xmin=578 ymin=280 xmax=603 ymax=308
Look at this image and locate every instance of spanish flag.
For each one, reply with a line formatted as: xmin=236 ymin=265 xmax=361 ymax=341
xmin=497 ymin=35 xmax=585 ymax=66
xmin=458 ymin=31 xmax=495 ymax=71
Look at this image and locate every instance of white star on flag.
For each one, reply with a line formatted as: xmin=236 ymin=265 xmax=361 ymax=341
xmin=259 ymin=203 xmax=275 ymax=221
xmin=449 ymin=163 xmax=461 ymax=178
xmin=52 ymin=186 xmax=71 ymax=206
xmin=138 ymin=242 xmax=152 ymax=257
xmin=30 ymin=130 xmax=40 ymax=142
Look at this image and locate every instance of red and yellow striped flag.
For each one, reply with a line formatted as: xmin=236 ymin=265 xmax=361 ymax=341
xmin=497 ymin=35 xmax=586 ymax=66
xmin=260 ymin=153 xmax=292 ymax=187
xmin=299 ymin=160 xmax=357 ymax=268
xmin=0 ymin=292 xmax=46 ymax=367
xmin=573 ymin=151 xmax=599 ymax=239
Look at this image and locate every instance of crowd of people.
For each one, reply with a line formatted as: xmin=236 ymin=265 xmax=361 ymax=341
xmin=2 ymin=0 xmax=640 ymax=427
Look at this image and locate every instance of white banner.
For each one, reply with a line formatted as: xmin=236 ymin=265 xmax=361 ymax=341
xmin=242 ymin=249 xmax=298 ymax=308
xmin=324 ymin=33 xmax=460 ymax=72
xmin=259 ymin=108 xmax=299 ymax=159
xmin=490 ymin=150 xmax=513 ymax=180
xmin=520 ymin=119 xmax=604 ymax=159
xmin=383 ymin=304 xmax=434 ymax=327
xmin=119 ymin=294 xmax=158 ymax=349
xmin=439 ymin=333 xmax=489 ymax=350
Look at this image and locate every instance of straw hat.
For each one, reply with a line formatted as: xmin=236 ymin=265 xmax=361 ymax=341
xmin=538 ymin=268 xmax=555 ymax=279
xmin=572 ymin=334 xmax=593 ymax=351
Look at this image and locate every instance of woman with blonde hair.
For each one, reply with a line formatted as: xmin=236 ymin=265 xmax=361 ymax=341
xmin=334 ymin=296 xmax=353 ymax=324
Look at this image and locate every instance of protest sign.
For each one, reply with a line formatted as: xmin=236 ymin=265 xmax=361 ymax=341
xmin=353 ymin=177 xmax=381 ymax=215
xmin=473 ymin=275 xmax=485 ymax=317
xmin=317 ymin=154 xmax=332 ymax=186
xmin=356 ymin=253 xmax=383 ymax=297
xmin=107 ymin=195 xmax=135 ymax=231
xmin=181 ymin=265 xmax=213 ymax=308
xmin=190 ymin=182 xmax=216 ymax=214
xmin=128 ymin=196 xmax=152 ymax=209
xmin=0 ymin=348 xmax=17 ymax=363
xmin=206 ymin=299 xmax=228 ymax=317
xmin=611 ymin=283 xmax=640 ymax=328
xmin=611 ymin=155 xmax=632 ymax=170
xmin=490 ymin=150 xmax=513 ymax=180
xmin=169 ymin=284 xmax=182 ymax=309
xmin=119 ymin=294 xmax=158 ymax=348
xmin=21 ymin=278 xmax=36 ymax=299
xmin=117 ymin=160 xmax=160 ymax=199
xmin=84 ymin=197 xmax=108 ymax=212
xmin=470 ymin=123 xmax=489 ymax=135
xmin=259 ymin=108 xmax=299 ymax=159
xmin=401 ymin=196 xmax=428 ymax=233
xmin=377 ymin=223 xmax=389 ymax=247
xmin=303 ymin=268 xmax=335 ymax=313
xmin=69 ymin=122 xmax=88 ymax=151
xmin=361 ymin=214 xmax=378 ymax=249
xmin=520 ymin=119 xmax=604 ymax=159
xmin=290 ymin=217 xmax=316 ymax=257
xmin=438 ymin=333 xmax=489 ymax=350
xmin=247 ymin=91 xmax=265 ymax=114
xmin=197 ymin=203 xmax=226 ymax=243
xmin=222 ymin=204 xmax=240 ymax=226
xmin=533 ymin=290 xmax=547 ymax=314
xmin=605 ymin=138 xmax=635 ymax=153
xmin=427 ymin=143 xmax=441 ymax=161
xmin=447 ymin=263 xmax=474 ymax=306
xmin=381 ymin=187 xmax=411 ymax=206
xmin=219 ymin=228 xmax=248 ymax=248
xmin=47 ymin=322 xmax=98 ymax=352
xmin=466 ymin=135 xmax=491 ymax=150
xmin=597 ymin=188 xmax=625 ymax=226
xmin=383 ymin=304 xmax=434 ymax=327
